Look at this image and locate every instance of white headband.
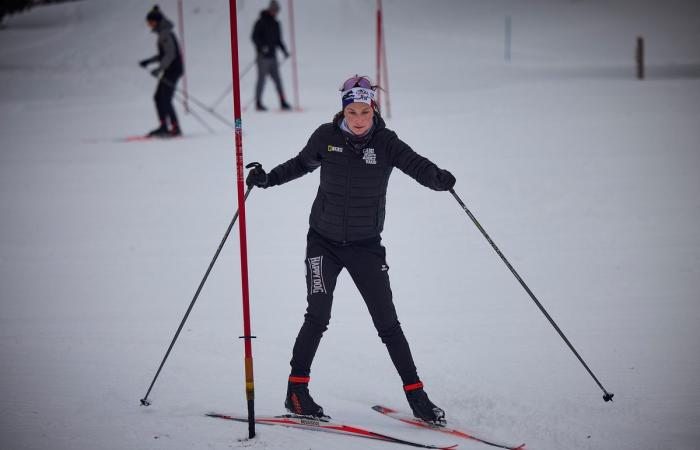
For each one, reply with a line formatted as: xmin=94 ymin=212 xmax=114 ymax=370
xmin=341 ymin=87 xmax=376 ymax=108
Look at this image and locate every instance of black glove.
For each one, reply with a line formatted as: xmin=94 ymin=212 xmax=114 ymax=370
xmin=435 ymin=169 xmax=456 ymax=191
xmin=139 ymin=59 xmax=150 ymax=68
xmin=150 ymin=68 xmax=162 ymax=78
xmin=246 ymin=166 xmax=269 ymax=188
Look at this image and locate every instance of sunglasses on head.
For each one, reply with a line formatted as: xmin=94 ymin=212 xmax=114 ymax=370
xmin=341 ymin=75 xmax=373 ymax=91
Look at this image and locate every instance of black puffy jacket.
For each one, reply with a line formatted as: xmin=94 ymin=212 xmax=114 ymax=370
xmin=251 ymin=10 xmax=288 ymax=58
xmin=268 ymin=114 xmax=453 ymax=243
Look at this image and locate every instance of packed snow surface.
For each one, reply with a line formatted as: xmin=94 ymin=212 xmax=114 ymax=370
xmin=1 ymin=1 xmax=699 ymax=449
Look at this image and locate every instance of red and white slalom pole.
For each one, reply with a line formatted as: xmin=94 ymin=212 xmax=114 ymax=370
xmin=228 ymin=0 xmax=256 ymax=439
xmin=177 ymin=0 xmax=189 ymax=113
xmin=288 ymin=0 xmax=301 ymax=110
xmin=375 ymin=0 xmax=382 ymax=109
xmin=376 ymin=0 xmax=391 ymax=118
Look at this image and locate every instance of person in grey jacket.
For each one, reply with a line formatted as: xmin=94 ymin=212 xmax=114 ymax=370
xmin=251 ymin=0 xmax=291 ymax=111
xmin=139 ymin=5 xmax=184 ymax=137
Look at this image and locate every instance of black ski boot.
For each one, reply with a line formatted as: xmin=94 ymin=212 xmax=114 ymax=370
xmin=147 ymin=123 xmax=169 ymax=137
xmin=285 ymin=377 xmax=328 ymax=419
xmin=255 ymin=101 xmax=267 ymax=112
xmin=280 ymin=99 xmax=292 ymax=111
xmin=404 ymin=382 xmax=446 ymax=426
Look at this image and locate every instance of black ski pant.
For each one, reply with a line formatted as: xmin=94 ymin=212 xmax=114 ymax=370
xmin=290 ymin=229 xmax=420 ymax=386
xmin=154 ymin=71 xmax=181 ymax=127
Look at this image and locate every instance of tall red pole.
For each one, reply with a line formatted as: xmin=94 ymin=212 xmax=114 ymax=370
xmin=376 ymin=0 xmax=382 ymax=110
xmin=228 ymin=0 xmax=255 ymax=439
xmin=288 ymin=0 xmax=301 ymax=110
xmin=177 ymin=0 xmax=189 ymax=113
xmin=380 ymin=3 xmax=391 ymax=119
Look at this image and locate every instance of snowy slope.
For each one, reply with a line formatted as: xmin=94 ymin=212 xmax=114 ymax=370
xmin=1 ymin=1 xmax=699 ymax=449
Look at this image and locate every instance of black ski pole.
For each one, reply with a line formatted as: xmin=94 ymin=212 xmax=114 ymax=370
xmin=140 ymin=180 xmax=257 ymax=406
xmin=145 ymin=70 xmax=236 ymax=130
xmin=173 ymin=90 xmax=215 ymax=133
xmin=449 ymin=188 xmax=614 ymax=402
xmin=208 ymin=58 xmax=256 ymax=112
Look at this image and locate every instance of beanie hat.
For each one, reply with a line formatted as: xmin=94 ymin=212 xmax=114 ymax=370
xmin=269 ymin=0 xmax=280 ymax=12
xmin=146 ymin=5 xmax=163 ymax=22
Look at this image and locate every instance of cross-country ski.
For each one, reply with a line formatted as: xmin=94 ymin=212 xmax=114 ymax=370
xmin=206 ymin=412 xmax=457 ymax=449
xmin=373 ymin=405 xmax=526 ymax=450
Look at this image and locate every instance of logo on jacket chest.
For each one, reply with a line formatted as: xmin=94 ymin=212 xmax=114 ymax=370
xmin=362 ymin=148 xmax=377 ymax=165
xmin=327 ymin=145 xmax=343 ymax=153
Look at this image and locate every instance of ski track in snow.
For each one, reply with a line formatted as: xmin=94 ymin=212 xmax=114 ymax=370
xmin=1 ymin=0 xmax=700 ymax=449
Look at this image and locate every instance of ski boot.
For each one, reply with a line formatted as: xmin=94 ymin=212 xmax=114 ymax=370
xmin=255 ymin=101 xmax=267 ymax=112
xmin=169 ymin=123 xmax=182 ymax=137
xmin=404 ymin=382 xmax=446 ymax=426
xmin=147 ymin=122 xmax=169 ymax=137
xmin=285 ymin=376 xmax=328 ymax=420
xmin=280 ymin=99 xmax=292 ymax=111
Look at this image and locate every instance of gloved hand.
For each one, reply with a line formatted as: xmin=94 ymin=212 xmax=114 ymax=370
xmin=435 ymin=169 xmax=456 ymax=191
xmin=246 ymin=166 xmax=269 ymax=188
xmin=150 ymin=68 xmax=162 ymax=78
xmin=139 ymin=59 xmax=150 ymax=68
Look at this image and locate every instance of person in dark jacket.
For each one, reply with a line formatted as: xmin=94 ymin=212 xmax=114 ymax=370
xmin=246 ymin=75 xmax=455 ymax=425
xmin=139 ymin=5 xmax=184 ymax=137
xmin=251 ymin=0 xmax=291 ymax=111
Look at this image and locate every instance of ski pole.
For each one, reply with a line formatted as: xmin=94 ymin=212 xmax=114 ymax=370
xmin=448 ymin=188 xmax=614 ymax=403
xmin=173 ymin=90 xmax=215 ymax=133
xmin=140 ymin=183 xmax=255 ymax=406
xmin=145 ymin=70 xmax=236 ymax=130
xmin=208 ymin=58 xmax=256 ymax=111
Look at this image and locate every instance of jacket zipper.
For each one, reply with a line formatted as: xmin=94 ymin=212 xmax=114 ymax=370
xmin=343 ymin=157 xmax=352 ymax=243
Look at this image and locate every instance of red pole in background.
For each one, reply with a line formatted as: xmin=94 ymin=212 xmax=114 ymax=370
xmin=376 ymin=0 xmax=382 ymax=110
xmin=288 ymin=0 xmax=301 ymax=110
xmin=380 ymin=2 xmax=391 ymax=119
xmin=228 ymin=0 xmax=256 ymax=439
xmin=177 ymin=0 xmax=189 ymax=113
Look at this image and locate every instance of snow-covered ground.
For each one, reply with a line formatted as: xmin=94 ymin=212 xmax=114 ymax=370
xmin=1 ymin=1 xmax=699 ymax=449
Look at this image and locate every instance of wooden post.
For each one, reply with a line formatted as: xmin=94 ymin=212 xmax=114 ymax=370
xmin=636 ymin=36 xmax=645 ymax=80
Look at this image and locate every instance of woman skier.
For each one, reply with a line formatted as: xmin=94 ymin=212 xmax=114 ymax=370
xmin=246 ymin=75 xmax=455 ymax=425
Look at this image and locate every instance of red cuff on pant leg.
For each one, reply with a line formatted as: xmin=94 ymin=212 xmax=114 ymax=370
xmin=289 ymin=376 xmax=311 ymax=384
xmin=403 ymin=382 xmax=424 ymax=391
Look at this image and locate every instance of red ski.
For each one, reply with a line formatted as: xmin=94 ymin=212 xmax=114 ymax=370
xmin=373 ymin=405 xmax=526 ymax=450
xmin=206 ymin=412 xmax=457 ymax=449
xmin=121 ymin=134 xmax=184 ymax=142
